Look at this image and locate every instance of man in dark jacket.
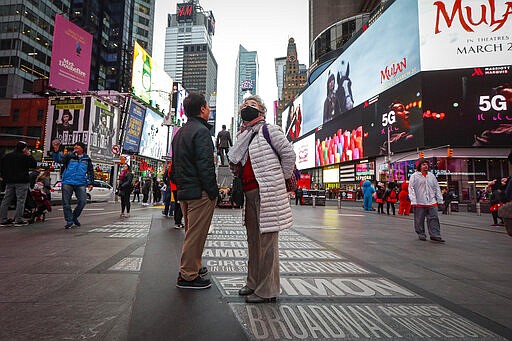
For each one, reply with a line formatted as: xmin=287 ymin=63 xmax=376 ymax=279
xmin=52 ymin=140 xmax=94 ymax=229
xmin=0 ymin=141 xmax=37 ymax=226
xmin=171 ymin=92 xmax=218 ymax=289
xmin=216 ymin=124 xmax=232 ymax=166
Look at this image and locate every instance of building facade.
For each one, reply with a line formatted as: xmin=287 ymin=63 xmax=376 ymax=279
xmin=164 ymin=0 xmax=216 ymax=103
xmin=182 ymin=43 xmax=217 ymax=104
xmin=233 ymin=45 xmax=258 ymax=132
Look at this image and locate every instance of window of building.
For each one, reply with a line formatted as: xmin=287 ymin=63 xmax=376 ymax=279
xmin=12 ymin=109 xmax=20 ymax=122
xmin=0 ymin=126 xmax=23 ymax=135
xmin=26 ymin=126 xmax=42 ymax=138
xmin=36 ymin=109 xmax=44 ymax=121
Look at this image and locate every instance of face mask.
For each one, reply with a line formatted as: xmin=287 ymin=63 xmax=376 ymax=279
xmin=241 ymin=106 xmax=260 ymax=121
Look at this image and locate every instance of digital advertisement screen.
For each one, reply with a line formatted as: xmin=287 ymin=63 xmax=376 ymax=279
xmin=122 ymin=102 xmax=146 ymax=154
xmin=49 ymin=14 xmax=92 ymax=92
xmin=44 ymin=96 xmax=91 ymax=152
xmin=422 ymin=66 xmax=512 ymax=147
xmin=293 ymin=133 xmax=315 ymax=170
xmin=88 ymin=98 xmax=118 ymax=163
xmin=418 ymin=1 xmax=512 ymax=71
xmin=301 ymin=0 xmax=421 ymax=138
xmin=139 ymin=108 xmax=167 ymax=159
xmin=362 ymin=74 xmax=425 ymax=157
xmin=323 ymin=167 xmax=340 ymax=183
xmin=132 ymin=41 xmax=153 ymax=104
xmin=314 ymin=108 xmax=364 ymax=167
xmin=174 ymin=83 xmax=189 ymax=127
xmin=150 ymin=61 xmax=173 ymax=115
xmin=284 ymin=95 xmax=303 ymax=141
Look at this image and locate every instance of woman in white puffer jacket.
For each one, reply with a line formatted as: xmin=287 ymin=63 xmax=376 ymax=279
xmin=228 ymin=95 xmax=296 ymax=303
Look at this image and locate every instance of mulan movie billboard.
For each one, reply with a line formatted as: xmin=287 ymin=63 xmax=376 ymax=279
xmin=422 ymin=66 xmax=512 ymax=147
xmin=362 ymin=74 xmax=424 ymax=157
xmin=283 ymin=95 xmax=303 ymax=141
xmin=122 ymin=102 xmax=146 ymax=154
xmin=300 ymin=0 xmax=421 ymax=138
xmin=88 ymin=98 xmax=118 ymax=163
xmin=44 ymin=96 xmax=91 ymax=153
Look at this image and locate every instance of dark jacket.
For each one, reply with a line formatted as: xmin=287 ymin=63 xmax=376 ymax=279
xmin=216 ymin=129 xmax=232 ymax=148
xmin=119 ymin=172 xmax=134 ymax=195
xmin=171 ymin=116 xmax=218 ymax=200
xmin=0 ymin=150 xmax=37 ymax=184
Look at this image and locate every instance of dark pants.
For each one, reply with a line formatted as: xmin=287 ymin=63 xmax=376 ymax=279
xmin=173 ymin=190 xmax=182 ymax=224
xmin=414 ymin=206 xmax=441 ymax=238
xmin=120 ymin=192 xmax=131 ymax=213
xmin=218 ymin=147 xmax=229 ymax=165
xmin=295 ymin=195 xmax=302 ymax=205
xmin=132 ymin=192 xmax=140 ymax=202
xmin=387 ymin=202 xmax=395 ymax=215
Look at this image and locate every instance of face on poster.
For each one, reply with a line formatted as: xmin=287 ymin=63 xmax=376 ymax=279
xmin=302 ymin=0 xmax=421 ymax=137
xmin=419 ymin=0 xmax=512 ymax=71
xmin=362 ymin=74 xmax=424 ymax=157
xmin=314 ymin=108 xmax=364 ymax=167
xmin=139 ymin=108 xmax=166 ymax=159
xmin=293 ymin=133 xmax=315 ymax=170
xmin=175 ymin=84 xmax=188 ymax=127
xmin=44 ymin=96 xmax=90 ymax=153
xmin=422 ymin=66 xmax=512 ymax=147
xmin=284 ymin=95 xmax=303 ymax=141
xmin=122 ymin=102 xmax=146 ymax=154
xmin=88 ymin=99 xmax=118 ymax=162
xmin=49 ymin=14 xmax=92 ymax=92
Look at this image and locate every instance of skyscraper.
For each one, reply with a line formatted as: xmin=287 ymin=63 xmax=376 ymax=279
xmin=233 ymin=45 xmax=258 ymax=134
xmin=164 ymin=0 xmax=216 ymax=103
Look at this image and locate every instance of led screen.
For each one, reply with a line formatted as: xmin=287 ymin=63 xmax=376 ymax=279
xmin=422 ymin=66 xmax=512 ymax=147
xmin=122 ymin=102 xmax=146 ymax=154
xmin=283 ymin=95 xmax=303 ymax=141
xmin=139 ymin=108 xmax=167 ymax=159
xmin=419 ymin=0 xmax=512 ymax=71
xmin=301 ymin=0 xmax=421 ymax=138
xmin=88 ymin=98 xmax=118 ymax=163
xmin=293 ymin=133 xmax=315 ymax=170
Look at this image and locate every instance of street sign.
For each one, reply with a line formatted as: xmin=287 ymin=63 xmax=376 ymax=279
xmin=112 ymin=145 xmax=121 ymax=155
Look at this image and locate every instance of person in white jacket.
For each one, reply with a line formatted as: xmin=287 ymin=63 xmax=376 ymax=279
xmin=408 ymin=158 xmax=445 ymax=242
xmin=228 ymin=95 xmax=296 ymax=303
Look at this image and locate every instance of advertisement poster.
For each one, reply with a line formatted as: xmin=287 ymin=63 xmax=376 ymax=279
xmin=44 ymin=96 xmax=90 ymax=152
xmin=293 ymin=133 xmax=315 ymax=170
xmin=314 ymin=108 xmax=364 ymax=167
xmin=88 ymin=98 xmax=118 ymax=163
xmin=362 ymin=74 xmax=425 ymax=157
xmin=419 ymin=0 xmax=512 ymax=71
xmin=132 ymin=41 xmax=153 ymax=104
xmin=122 ymin=102 xmax=146 ymax=154
xmin=139 ymin=108 xmax=167 ymax=159
xmin=422 ymin=66 xmax=512 ymax=147
xmin=284 ymin=95 xmax=303 ymax=141
xmin=174 ymin=83 xmax=188 ymax=126
xmin=301 ymin=0 xmax=421 ymax=137
xmin=49 ymin=14 xmax=92 ymax=92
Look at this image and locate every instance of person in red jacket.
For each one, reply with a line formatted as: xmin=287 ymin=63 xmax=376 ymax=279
xmin=398 ymin=182 xmax=411 ymax=216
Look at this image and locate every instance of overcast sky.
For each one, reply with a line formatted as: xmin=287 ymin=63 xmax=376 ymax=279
xmin=152 ymin=0 xmax=309 ymax=132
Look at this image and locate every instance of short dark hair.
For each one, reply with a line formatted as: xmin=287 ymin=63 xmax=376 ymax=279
xmin=62 ymin=110 xmax=73 ymax=120
xmin=183 ymin=92 xmax=206 ymax=117
xmin=16 ymin=141 xmax=27 ymax=151
xmin=222 ymin=124 xmax=226 ymax=129
xmin=74 ymin=141 xmax=86 ymax=151
xmin=416 ymin=158 xmax=429 ymax=171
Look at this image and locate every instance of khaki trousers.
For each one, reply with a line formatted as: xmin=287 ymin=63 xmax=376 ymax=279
xmin=180 ymin=192 xmax=216 ymax=281
xmin=244 ymin=189 xmax=280 ymax=298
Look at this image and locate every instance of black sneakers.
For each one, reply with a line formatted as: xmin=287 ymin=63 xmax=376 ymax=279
xmin=14 ymin=220 xmax=29 ymax=227
xmin=72 ymin=218 xmax=81 ymax=227
xmin=198 ymin=266 xmax=208 ymax=276
xmin=430 ymin=236 xmax=446 ymax=243
xmin=176 ymin=275 xmax=211 ymax=289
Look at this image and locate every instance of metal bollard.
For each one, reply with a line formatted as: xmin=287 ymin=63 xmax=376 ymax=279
xmin=447 ymin=203 xmax=451 ymax=215
xmin=312 ymin=196 xmax=316 ymax=208
xmin=476 ymin=202 xmax=481 ymax=216
xmin=337 ymin=196 xmax=341 ymax=209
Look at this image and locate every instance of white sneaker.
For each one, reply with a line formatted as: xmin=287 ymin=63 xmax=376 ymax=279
xmin=120 ymin=213 xmax=125 ymax=218
xmin=124 ymin=213 xmax=130 ymax=217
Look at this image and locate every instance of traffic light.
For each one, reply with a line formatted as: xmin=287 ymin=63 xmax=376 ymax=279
xmin=419 ymin=151 xmax=424 ymax=158
xmin=447 ymin=147 xmax=453 ymax=158
xmin=35 ymin=139 xmax=41 ymax=149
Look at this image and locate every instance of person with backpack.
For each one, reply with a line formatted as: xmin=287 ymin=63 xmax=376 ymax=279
xmin=375 ymin=182 xmax=385 ymax=214
xmin=228 ymin=95 xmax=295 ymax=303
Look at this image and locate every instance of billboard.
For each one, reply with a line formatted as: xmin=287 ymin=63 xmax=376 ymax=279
xmin=301 ymin=0 xmax=421 ymax=138
xmin=176 ymin=3 xmax=194 ymax=22
xmin=419 ymin=0 xmax=512 ymax=71
xmin=49 ymin=14 xmax=92 ymax=92
xmin=293 ymin=133 xmax=315 ymax=170
xmin=122 ymin=102 xmax=146 ymax=154
xmin=174 ymin=83 xmax=189 ymax=127
xmin=44 ymin=96 xmax=91 ymax=152
xmin=139 ymin=108 xmax=166 ymax=159
xmin=422 ymin=66 xmax=512 ymax=147
xmin=315 ymin=108 xmax=364 ymax=167
xmin=362 ymin=74 xmax=424 ymax=157
xmin=88 ymin=98 xmax=118 ymax=163
xmin=284 ymin=95 xmax=303 ymax=141
xmin=132 ymin=41 xmax=153 ymax=104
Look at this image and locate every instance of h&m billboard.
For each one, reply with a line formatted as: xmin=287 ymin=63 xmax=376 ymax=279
xmin=49 ymin=14 xmax=92 ymax=92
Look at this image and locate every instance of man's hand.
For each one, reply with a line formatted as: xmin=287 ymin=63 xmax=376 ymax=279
xmin=87 ymin=184 xmax=93 ymax=191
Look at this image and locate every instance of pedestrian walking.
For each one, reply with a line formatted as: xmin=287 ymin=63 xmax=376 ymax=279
xmin=384 ymin=182 xmax=397 ymax=215
xmin=441 ymin=187 xmax=452 ymax=214
xmin=408 ymin=158 xmax=445 ymax=242
xmin=0 ymin=141 xmax=37 ymax=226
xmin=228 ymin=95 xmax=296 ymax=303
xmin=295 ymin=187 xmax=303 ymax=205
xmin=118 ymin=164 xmax=134 ymax=217
xmin=488 ymin=179 xmax=506 ymax=226
xmin=216 ymin=124 xmax=232 ymax=166
xmin=51 ymin=140 xmax=94 ymax=229
xmin=141 ymin=178 xmax=151 ymax=206
xmin=170 ymin=92 xmax=218 ymax=289
xmin=132 ymin=180 xmax=141 ymax=202
xmin=376 ymin=182 xmax=385 ymax=214
xmin=152 ymin=176 xmax=161 ymax=204
xmin=162 ymin=163 xmax=174 ymax=217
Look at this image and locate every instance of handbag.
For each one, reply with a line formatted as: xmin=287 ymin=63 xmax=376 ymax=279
xmin=261 ymin=124 xmax=300 ymax=192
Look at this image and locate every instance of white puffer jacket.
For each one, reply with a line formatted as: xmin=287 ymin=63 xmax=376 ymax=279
xmin=248 ymin=123 xmax=296 ymax=233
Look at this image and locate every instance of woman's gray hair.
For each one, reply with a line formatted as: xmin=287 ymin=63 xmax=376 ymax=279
xmin=241 ymin=95 xmax=267 ymax=115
